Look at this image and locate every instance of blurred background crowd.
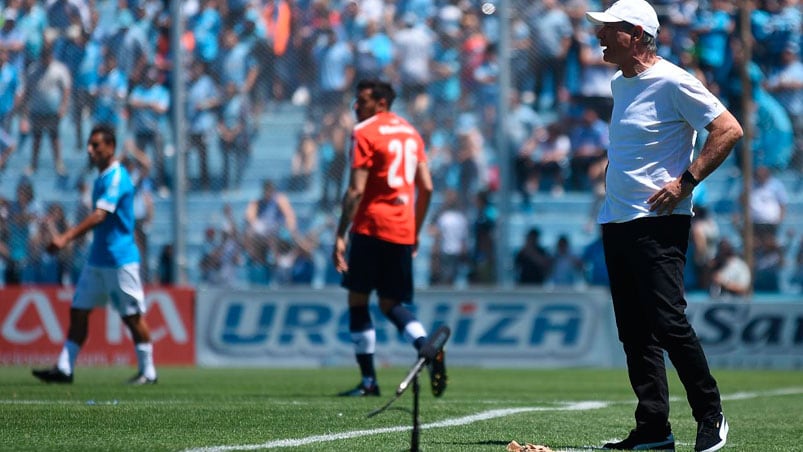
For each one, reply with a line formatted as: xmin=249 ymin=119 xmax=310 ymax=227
xmin=0 ymin=0 xmax=802 ymax=296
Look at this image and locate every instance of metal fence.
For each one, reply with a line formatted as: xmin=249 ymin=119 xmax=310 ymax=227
xmin=0 ymin=0 xmax=801 ymax=294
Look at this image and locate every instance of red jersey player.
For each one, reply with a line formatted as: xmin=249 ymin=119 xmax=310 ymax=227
xmin=332 ymin=79 xmax=446 ymax=398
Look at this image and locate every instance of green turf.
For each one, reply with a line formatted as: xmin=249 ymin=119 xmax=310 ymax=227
xmin=2 ymin=367 xmax=802 ymax=451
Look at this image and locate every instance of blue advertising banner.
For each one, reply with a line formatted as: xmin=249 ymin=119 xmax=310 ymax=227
xmin=195 ymin=288 xmax=803 ymax=369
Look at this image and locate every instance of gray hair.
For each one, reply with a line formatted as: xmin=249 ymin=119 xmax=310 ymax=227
xmin=641 ymin=32 xmax=658 ymax=54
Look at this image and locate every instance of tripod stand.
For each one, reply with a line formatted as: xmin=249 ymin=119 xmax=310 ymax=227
xmin=366 ymin=325 xmax=451 ymax=452
xmin=410 ymin=371 xmax=421 ymax=451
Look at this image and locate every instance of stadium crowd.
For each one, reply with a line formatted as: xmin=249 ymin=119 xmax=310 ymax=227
xmin=0 ymin=0 xmax=802 ymax=294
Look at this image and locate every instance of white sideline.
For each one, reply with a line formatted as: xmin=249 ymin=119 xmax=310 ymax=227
xmin=183 ymin=389 xmax=803 ymax=452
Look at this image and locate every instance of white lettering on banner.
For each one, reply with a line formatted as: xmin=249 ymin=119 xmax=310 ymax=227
xmin=1 ymin=289 xmax=189 ymax=346
xmin=196 ymin=290 xmax=608 ymax=367
xmin=102 ymin=291 xmax=190 ymax=344
xmin=1 ymin=291 xmax=64 ymax=343
xmin=148 ymin=291 xmax=189 ymax=343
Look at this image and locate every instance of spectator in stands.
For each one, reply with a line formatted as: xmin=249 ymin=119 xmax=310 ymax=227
xmin=520 ymin=121 xmax=571 ymax=197
xmin=690 ymin=0 xmax=734 ymax=86
xmin=468 ymin=189 xmax=496 ymax=284
xmin=392 ymin=12 xmax=434 ymax=121
xmin=509 ymin=15 xmax=532 ymax=93
xmin=687 ymin=205 xmax=720 ymax=292
xmin=186 ymin=59 xmax=221 ymax=191
xmin=127 ymin=66 xmax=170 ymax=196
xmin=514 ymin=227 xmax=552 ymax=285
xmin=312 ymin=27 xmax=354 ymax=121
xmin=118 ymin=3 xmax=151 ymax=86
xmin=568 ymin=106 xmax=609 ymax=191
xmin=581 ymin=234 xmax=609 ymax=287
xmin=526 ymin=0 xmax=572 ymax=112
xmin=243 ymin=179 xmax=300 ymax=284
xmin=764 ymin=41 xmax=803 ymax=174
xmin=319 ymin=106 xmax=352 ymax=209
xmin=583 ymin=154 xmax=608 ymax=233
xmin=215 ymin=26 xmax=259 ymax=104
xmin=218 ymin=81 xmax=252 ymax=191
xmin=575 ymin=20 xmax=616 ymax=122
xmin=0 ymin=47 xmax=21 ymax=172
xmin=200 ymin=205 xmax=243 ymax=286
xmin=22 ymin=42 xmax=71 ymax=176
xmin=6 ymin=178 xmax=39 ymax=284
xmin=29 ymin=202 xmax=70 ymax=284
xmin=89 ymin=52 xmax=128 ymax=131
xmin=753 ymin=229 xmax=785 ymax=292
xmin=751 ymin=0 xmax=801 ymax=73
xmin=192 ymin=0 xmax=222 ymax=64
xmin=287 ymin=129 xmax=318 ymax=192
xmin=473 ymin=43 xmax=500 ymax=140
xmin=428 ymin=188 xmax=469 ymax=286
xmin=429 ymin=29 xmax=461 ymax=128
xmin=548 ymin=234 xmax=583 ymax=287
xmin=746 ymin=165 xmax=788 ymax=240
xmin=0 ymin=196 xmax=9 ymax=281
xmin=256 ymin=0 xmax=292 ymax=106
xmin=790 ymin=233 xmax=803 ymax=292
xmin=709 ymin=238 xmax=751 ymax=297
xmin=59 ymin=25 xmax=93 ymax=153
xmin=17 ymin=0 xmax=47 ymax=69
xmin=724 ymin=39 xmax=794 ymax=170
xmin=353 ymin=20 xmax=393 ymax=82
xmin=273 ymin=233 xmax=317 ymax=285
xmin=0 ymin=8 xmax=25 ymax=73
xmin=157 ymin=243 xmax=175 ymax=285
xmin=453 ymin=126 xmax=485 ymax=208
xmin=458 ymin=10 xmax=488 ymax=111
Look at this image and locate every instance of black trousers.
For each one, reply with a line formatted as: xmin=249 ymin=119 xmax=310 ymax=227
xmin=602 ymin=215 xmax=721 ymax=433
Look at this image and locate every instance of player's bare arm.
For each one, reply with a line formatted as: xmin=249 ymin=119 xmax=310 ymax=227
xmin=48 ymin=208 xmax=108 ymax=253
xmin=413 ymin=162 xmax=434 ymax=253
xmin=648 ymin=110 xmax=743 ymax=215
xmin=333 ymin=167 xmax=369 ymax=273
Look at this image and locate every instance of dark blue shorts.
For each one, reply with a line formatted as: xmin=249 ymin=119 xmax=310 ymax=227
xmin=341 ymin=233 xmax=414 ymax=303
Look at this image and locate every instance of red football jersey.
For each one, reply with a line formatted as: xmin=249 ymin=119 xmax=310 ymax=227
xmin=350 ymin=112 xmax=427 ymax=245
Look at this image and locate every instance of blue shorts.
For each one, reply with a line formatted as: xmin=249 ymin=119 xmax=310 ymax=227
xmin=341 ymin=233 xmax=414 ymax=303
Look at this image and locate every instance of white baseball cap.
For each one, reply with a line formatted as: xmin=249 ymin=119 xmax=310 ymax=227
xmin=586 ymin=0 xmax=660 ymax=37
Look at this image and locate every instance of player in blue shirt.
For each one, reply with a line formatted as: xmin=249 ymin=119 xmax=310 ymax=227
xmin=32 ymin=124 xmax=157 ymax=385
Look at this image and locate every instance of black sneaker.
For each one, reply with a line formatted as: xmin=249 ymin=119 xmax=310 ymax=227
xmin=127 ymin=374 xmax=158 ymax=385
xmin=603 ymin=430 xmax=675 ymax=450
xmin=428 ymin=349 xmax=447 ymax=397
xmin=338 ymin=383 xmax=380 ymax=397
xmin=32 ymin=367 xmax=73 ymax=384
xmin=695 ymin=413 xmax=728 ymax=452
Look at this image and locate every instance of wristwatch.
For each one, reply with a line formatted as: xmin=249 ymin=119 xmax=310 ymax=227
xmin=681 ymin=169 xmax=699 ymax=187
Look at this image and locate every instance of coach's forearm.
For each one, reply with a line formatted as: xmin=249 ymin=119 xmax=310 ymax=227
xmin=689 ymin=111 xmax=744 ymax=181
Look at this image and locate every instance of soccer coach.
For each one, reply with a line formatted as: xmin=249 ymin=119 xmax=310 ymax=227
xmin=585 ymin=0 xmax=743 ymax=451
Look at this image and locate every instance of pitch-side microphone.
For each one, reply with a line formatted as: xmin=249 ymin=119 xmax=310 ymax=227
xmin=396 ymin=325 xmax=451 ymax=396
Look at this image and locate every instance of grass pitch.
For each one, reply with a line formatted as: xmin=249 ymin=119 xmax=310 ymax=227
xmin=2 ymin=366 xmax=802 ymax=451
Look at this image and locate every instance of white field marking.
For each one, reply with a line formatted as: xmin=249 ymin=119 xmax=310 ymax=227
xmin=182 ymin=388 xmax=803 ymax=452
xmin=183 ymin=402 xmax=610 ymax=452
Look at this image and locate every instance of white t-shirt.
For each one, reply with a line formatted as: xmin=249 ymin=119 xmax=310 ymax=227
xmin=599 ymin=59 xmax=726 ymax=224
xmin=436 ymin=209 xmax=468 ymax=256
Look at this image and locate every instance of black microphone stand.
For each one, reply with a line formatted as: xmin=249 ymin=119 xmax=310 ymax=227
xmin=411 ymin=374 xmax=421 ymax=452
